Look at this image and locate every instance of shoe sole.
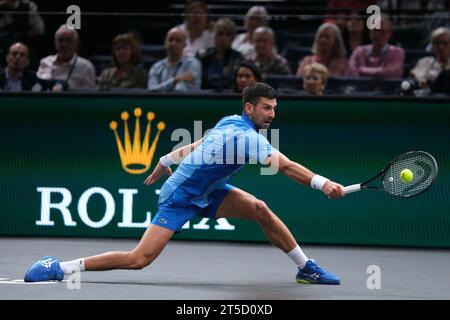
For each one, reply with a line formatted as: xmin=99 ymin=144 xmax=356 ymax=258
xmin=296 ymin=279 xmax=340 ymax=285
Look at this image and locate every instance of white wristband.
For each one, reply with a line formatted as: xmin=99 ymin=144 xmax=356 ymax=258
xmin=311 ymin=174 xmax=329 ymax=191
xmin=159 ymin=154 xmax=174 ymax=168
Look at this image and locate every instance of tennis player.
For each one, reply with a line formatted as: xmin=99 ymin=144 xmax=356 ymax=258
xmin=24 ymin=83 xmax=344 ymax=284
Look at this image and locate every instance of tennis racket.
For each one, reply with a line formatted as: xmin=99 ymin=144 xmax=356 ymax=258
xmin=343 ymin=151 xmax=438 ymax=198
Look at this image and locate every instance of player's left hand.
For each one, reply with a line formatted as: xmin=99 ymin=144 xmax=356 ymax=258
xmin=144 ymin=162 xmax=172 ymax=185
xmin=322 ymin=181 xmax=345 ymax=200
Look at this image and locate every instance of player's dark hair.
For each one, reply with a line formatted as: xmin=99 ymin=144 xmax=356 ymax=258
xmin=242 ymin=82 xmax=277 ymax=106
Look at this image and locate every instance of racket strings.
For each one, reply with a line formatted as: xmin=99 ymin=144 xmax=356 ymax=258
xmin=382 ymin=152 xmax=438 ymax=197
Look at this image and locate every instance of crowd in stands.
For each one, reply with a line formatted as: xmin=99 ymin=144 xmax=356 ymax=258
xmin=1 ymin=0 xmax=450 ymax=97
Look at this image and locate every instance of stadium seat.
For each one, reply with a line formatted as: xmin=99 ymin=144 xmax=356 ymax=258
xmin=89 ymin=55 xmax=156 ymax=76
xmin=265 ymin=75 xmax=302 ymax=93
xmin=141 ymin=44 xmax=166 ymax=60
xmin=282 ymin=46 xmax=311 ymax=73
xmin=277 ymin=30 xmax=316 ymax=52
xmin=108 ymin=88 xmax=150 ymax=94
xmin=89 ymin=55 xmax=113 ymax=76
xmin=381 ymin=78 xmax=403 ymax=96
xmin=326 ymin=76 xmax=375 ymax=94
xmin=140 ymin=58 xmax=157 ymax=73
xmin=265 ymin=75 xmax=383 ymax=95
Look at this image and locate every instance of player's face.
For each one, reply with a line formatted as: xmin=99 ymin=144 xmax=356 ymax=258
xmin=247 ymin=97 xmax=277 ymax=129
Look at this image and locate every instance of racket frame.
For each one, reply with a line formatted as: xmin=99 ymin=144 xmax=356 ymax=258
xmin=343 ymin=151 xmax=438 ymax=197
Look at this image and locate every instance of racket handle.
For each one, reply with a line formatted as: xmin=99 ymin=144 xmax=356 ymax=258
xmin=343 ymin=184 xmax=362 ymax=194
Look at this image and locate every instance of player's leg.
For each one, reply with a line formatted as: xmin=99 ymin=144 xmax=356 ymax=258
xmin=24 ymin=195 xmax=197 ymax=282
xmin=215 ymin=187 xmax=298 ymax=253
xmin=77 ymin=196 xmax=198 ymax=271
xmin=214 ymin=187 xmax=340 ymax=285
xmin=82 ymin=224 xmax=174 ymax=271
xmin=24 ymin=224 xmax=174 ymax=282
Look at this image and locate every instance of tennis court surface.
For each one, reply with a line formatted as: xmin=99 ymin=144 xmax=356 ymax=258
xmin=1 ymin=237 xmax=449 ymax=300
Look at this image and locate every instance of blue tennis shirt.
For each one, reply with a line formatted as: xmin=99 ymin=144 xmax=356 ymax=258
xmin=158 ymin=112 xmax=276 ymax=208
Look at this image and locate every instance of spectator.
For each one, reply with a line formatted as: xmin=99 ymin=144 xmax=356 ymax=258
xmin=251 ymin=26 xmax=291 ymax=77
xmin=148 ymin=27 xmax=201 ymax=92
xmin=382 ymin=1 xmax=449 ymax=50
xmin=410 ymin=27 xmax=450 ymax=88
xmin=302 ymin=62 xmax=329 ymax=95
xmin=179 ymin=0 xmax=214 ymax=57
xmin=297 ymin=23 xmax=348 ymax=77
xmin=197 ymin=18 xmax=243 ymax=91
xmin=0 ymin=42 xmax=39 ymax=91
xmin=348 ymin=14 xmax=404 ymax=79
xmin=424 ymin=2 xmax=450 ymax=50
xmin=343 ymin=10 xmax=370 ymax=56
xmin=232 ymin=6 xmax=269 ymax=60
xmin=36 ymin=25 xmax=96 ymax=91
xmin=233 ymin=61 xmax=261 ymax=93
xmin=0 ymin=0 xmax=44 ymax=64
xmin=98 ymin=33 xmax=147 ymax=91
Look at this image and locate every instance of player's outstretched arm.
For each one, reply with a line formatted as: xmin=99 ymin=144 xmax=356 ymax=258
xmin=144 ymin=139 xmax=203 ymax=185
xmin=267 ymin=151 xmax=344 ymax=200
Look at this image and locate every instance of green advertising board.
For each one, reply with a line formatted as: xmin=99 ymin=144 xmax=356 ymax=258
xmin=0 ymin=94 xmax=449 ymax=247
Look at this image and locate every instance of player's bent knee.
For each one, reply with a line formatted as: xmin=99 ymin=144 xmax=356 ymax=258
xmin=130 ymin=257 xmax=151 ymax=270
xmin=255 ymin=199 xmax=267 ymax=211
xmin=128 ymin=252 xmax=155 ymax=270
xmin=254 ymin=200 xmax=271 ymax=222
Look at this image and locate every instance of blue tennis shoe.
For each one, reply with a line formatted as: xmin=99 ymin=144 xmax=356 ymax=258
xmin=24 ymin=256 xmax=64 ymax=282
xmin=296 ymin=259 xmax=340 ymax=285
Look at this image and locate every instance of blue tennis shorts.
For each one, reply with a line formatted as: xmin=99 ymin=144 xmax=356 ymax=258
xmin=151 ymin=184 xmax=234 ymax=232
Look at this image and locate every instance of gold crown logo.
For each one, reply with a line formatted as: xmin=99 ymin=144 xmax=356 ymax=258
xmin=110 ymin=108 xmax=166 ymax=174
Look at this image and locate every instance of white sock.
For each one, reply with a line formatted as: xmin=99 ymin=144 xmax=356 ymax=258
xmin=60 ymin=258 xmax=86 ymax=275
xmin=287 ymin=245 xmax=309 ymax=269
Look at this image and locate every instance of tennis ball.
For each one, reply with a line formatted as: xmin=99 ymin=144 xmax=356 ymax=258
xmin=400 ymin=169 xmax=414 ymax=183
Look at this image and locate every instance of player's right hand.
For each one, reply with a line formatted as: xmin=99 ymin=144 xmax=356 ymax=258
xmin=322 ymin=181 xmax=345 ymax=200
xmin=144 ymin=162 xmax=172 ymax=185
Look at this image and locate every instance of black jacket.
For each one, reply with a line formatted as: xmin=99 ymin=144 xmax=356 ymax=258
xmin=197 ymin=47 xmax=243 ymax=91
xmin=0 ymin=68 xmax=39 ymax=91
